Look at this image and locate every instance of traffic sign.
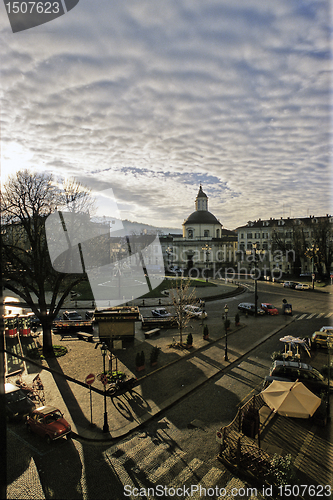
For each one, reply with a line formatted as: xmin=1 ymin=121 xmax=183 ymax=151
xmin=216 ymin=430 xmax=223 ymax=444
xmin=85 ymin=373 xmax=95 ymax=385
xmin=100 ymin=374 xmax=108 ymax=386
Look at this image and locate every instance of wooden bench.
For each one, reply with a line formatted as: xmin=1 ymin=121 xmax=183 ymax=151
xmin=76 ymin=331 xmax=94 ymax=342
xmin=144 ymin=328 xmax=161 ymax=339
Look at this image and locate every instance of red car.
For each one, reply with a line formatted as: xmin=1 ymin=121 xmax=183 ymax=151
xmin=261 ymin=303 xmax=279 ymax=315
xmin=26 ymin=406 xmax=72 ymax=444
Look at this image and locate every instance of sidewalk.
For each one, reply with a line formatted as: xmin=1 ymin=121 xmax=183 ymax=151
xmin=8 ymin=280 xmax=333 ymax=490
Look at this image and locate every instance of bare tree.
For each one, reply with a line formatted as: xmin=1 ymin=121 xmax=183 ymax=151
xmin=1 ymin=170 xmax=92 ymax=356
xmin=61 ymin=178 xmax=96 ymax=215
xmin=169 ymin=278 xmax=197 ymax=345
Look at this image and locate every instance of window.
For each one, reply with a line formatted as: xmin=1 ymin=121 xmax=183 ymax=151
xmin=247 ymin=233 xmax=252 ymax=239
xmin=188 ymin=229 xmax=193 ymax=239
xmin=204 ymin=230 xmax=209 ymax=237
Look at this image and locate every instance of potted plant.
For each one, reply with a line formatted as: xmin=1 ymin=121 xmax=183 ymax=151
xmin=203 ymin=325 xmax=209 ymax=340
xmin=150 ymin=346 xmax=160 ymax=366
xmin=235 ymin=313 xmax=240 ymax=326
xmin=135 ymin=350 xmax=145 ymax=372
xmin=186 ymin=333 xmax=193 ymax=348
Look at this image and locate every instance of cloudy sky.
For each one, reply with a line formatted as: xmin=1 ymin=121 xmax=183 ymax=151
xmin=0 ymin=0 xmax=331 ymax=231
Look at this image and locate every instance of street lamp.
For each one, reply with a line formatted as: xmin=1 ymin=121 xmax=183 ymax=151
xmin=252 ymin=244 xmax=259 ymax=317
xmin=202 ymin=244 xmax=211 ymax=282
xmin=166 ymin=246 xmax=173 ymax=271
xmin=224 ymin=304 xmax=229 ymax=361
xmin=327 ymin=338 xmax=332 ymax=421
xmin=95 ymin=341 xmax=109 ymax=433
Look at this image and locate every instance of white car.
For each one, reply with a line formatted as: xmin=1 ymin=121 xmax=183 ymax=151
xmin=295 ymin=283 xmax=310 ymax=290
xmin=184 ymin=305 xmax=207 ymax=319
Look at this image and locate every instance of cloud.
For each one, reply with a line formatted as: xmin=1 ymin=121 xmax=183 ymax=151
xmin=0 ymin=0 xmax=331 ymax=229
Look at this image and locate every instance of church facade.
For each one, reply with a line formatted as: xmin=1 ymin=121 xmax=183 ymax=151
xmin=159 ymin=186 xmax=238 ymax=277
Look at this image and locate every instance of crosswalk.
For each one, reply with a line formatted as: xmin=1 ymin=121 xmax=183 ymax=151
xmin=104 ymin=420 xmax=265 ymax=500
xmin=294 ymin=311 xmax=333 ymax=321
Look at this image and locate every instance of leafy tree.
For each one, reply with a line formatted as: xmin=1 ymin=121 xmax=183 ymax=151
xmin=169 ymin=278 xmax=197 ymax=345
xmin=1 ymin=170 xmax=93 ymax=356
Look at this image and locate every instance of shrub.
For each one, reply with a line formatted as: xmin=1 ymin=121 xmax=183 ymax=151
xmin=27 ymin=345 xmax=68 ymax=360
xmin=186 ymin=333 xmax=193 ymax=345
xmin=150 ymin=346 xmax=160 ymax=364
xmin=267 ymin=454 xmax=296 ymax=486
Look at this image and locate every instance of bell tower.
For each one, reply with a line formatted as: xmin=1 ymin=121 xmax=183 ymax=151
xmin=195 ymin=185 xmax=208 ymax=212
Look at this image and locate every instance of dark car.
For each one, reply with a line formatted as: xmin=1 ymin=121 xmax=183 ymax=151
xmin=5 ymin=383 xmax=35 ymax=421
xmin=26 ymin=406 xmax=72 ymax=444
xmin=263 ymin=360 xmax=328 ymax=395
xmin=237 ymin=302 xmax=265 ymax=315
xmin=151 ymin=307 xmax=171 ymax=318
xmin=62 ymin=310 xmax=82 ymax=321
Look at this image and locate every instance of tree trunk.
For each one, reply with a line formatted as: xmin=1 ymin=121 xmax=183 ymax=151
xmin=42 ymin=322 xmax=54 ymax=357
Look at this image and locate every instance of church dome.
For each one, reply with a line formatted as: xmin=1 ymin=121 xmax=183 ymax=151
xmin=184 ymin=210 xmax=220 ymax=225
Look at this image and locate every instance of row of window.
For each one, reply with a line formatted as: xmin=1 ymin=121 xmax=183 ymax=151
xmin=241 ymin=231 xmax=316 ymax=239
xmin=187 ymin=229 xmax=220 ymax=238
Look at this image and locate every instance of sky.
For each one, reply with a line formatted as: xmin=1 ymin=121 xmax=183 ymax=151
xmin=0 ymin=0 xmax=332 ymax=231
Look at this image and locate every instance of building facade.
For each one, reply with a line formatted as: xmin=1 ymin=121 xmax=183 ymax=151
xmin=160 ymin=186 xmax=238 ymax=277
xmin=235 ymin=215 xmax=333 ymax=278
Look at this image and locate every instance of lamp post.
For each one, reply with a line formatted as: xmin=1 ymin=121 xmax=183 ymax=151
xmin=327 ymin=338 xmax=332 ymax=421
xmin=166 ymin=246 xmax=173 ymax=271
xmin=252 ymin=244 xmax=259 ymax=317
xmin=95 ymin=341 xmax=109 ymax=433
xmin=101 ymin=342 xmax=109 ymax=433
xmin=224 ymin=304 xmax=229 ymax=361
xmin=202 ymin=244 xmax=211 ymax=282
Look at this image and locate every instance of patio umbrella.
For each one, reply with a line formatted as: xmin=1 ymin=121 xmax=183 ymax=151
xmin=261 ymin=380 xmax=321 ymax=418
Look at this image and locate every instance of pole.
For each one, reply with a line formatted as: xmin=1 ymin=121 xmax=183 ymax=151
xmin=0 ymin=156 xmax=7 ymax=498
xmin=102 ymin=345 xmax=109 ymax=433
xmin=327 ymin=341 xmax=331 ymax=421
xmin=89 ymin=386 xmax=94 ymax=427
xmin=224 ymin=306 xmax=228 ymax=362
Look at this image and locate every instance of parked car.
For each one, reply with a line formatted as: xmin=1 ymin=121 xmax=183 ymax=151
xmin=238 ymin=303 xmax=265 ymax=315
xmin=263 ymin=360 xmax=328 ymax=395
xmin=260 ymin=303 xmax=279 ymax=315
xmin=85 ymin=310 xmax=94 ymax=320
xmin=295 ymin=283 xmax=310 ymax=290
xmin=310 ymin=327 xmax=333 ymax=349
xmin=5 ymin=383 xmax=35 ymax=422
xmin=168 ymin=266 xmax=184 ymax=275
xmin=26 ymin=406 xmax=72 ymax=444
xmin=29 ymin=315 xmax=41 ymax=329
xmin=184 ymin=305 xmax=208 ymax=319
xmin=283 ymin=281 xmax=299 ymax=289
xmin=151 ymin=307 xmax=171 ymax=318
xmin=62 ymin=311 xmax=82 ymax=321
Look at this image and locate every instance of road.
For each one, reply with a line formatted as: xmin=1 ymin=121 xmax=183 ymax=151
xmin=7 ymin=283 xmax=332 ymax=499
